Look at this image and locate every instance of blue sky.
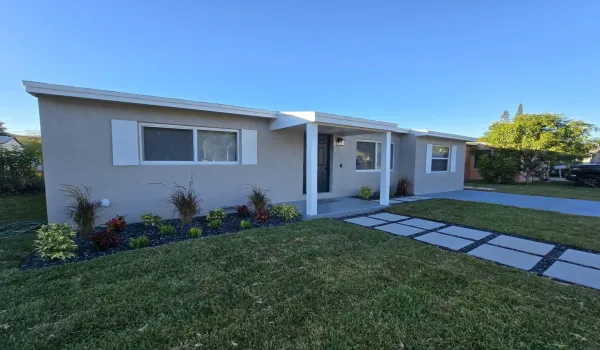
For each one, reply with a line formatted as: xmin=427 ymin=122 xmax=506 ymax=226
xmin=1 ymin=0 xmax=599 ymax=137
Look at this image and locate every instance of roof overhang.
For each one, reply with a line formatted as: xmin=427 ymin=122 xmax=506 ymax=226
xmin=22 ymin=81 xmax=279 ymax=119
xmin=270 ymin=111 xmax=399 ymax=133
xmin=411 ymin=129 xmax=477 ymax=142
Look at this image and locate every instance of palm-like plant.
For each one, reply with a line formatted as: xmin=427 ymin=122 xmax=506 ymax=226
xmin=61 ymin=185 xmax=101 ymax=237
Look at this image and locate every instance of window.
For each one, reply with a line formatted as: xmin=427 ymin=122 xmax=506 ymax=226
xmin=356 ymin=140 xmax=395 ymax=171
xmin=140 ymin=123 xmax=239 ymax=164
xmin=431 ymin=145 xmax=450 ymax=172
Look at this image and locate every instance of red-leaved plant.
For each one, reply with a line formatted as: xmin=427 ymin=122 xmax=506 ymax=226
xmin=89 ymin=229 xmax=120 ymax=250
xmin=236 ymin=205 xmax=250 ymax=218
xmin=254 ymin=208 xmax=270 ymax=222
xmin=106 ymin=215 xmax=127 ymax=233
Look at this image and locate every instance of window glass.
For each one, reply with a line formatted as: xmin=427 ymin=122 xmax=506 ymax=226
xmin=431 ymin=159 xmax=449 ymax=172
xmin=376 ymin=143 xmax=395 ymax=170
xmin=432 ymin=145 xmax=450 ymax=158
xmin=356 ymin=141 xmax=376 ymax=170
xmin=197 ymin=130 xmax=238 ymax=162
xmin=430 ymin=144 xmax=451 ymax=172
xmin=143 ymin=127 xmax=193 ymax=161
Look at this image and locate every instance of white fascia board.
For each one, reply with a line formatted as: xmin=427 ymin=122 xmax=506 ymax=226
xmin=22 ymin=81 xmax=278 ymax=119
xmin=412 ymin=129 xmax=477 ymax=142
xmin=270 ymin=111 xmax=316 ymax=131
xmin=315 ymin=112 xmax=398 ymax=132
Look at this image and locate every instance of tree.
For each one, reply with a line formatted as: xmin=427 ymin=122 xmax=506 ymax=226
xmin=515 ymin=103 xmax=523 ymax=117
xmin=500 ymin=110 xmax=510 ymax=123
xmin=0 ymin=122 xmax=9 ymax=136
xmin=479 ymin=114 xmax=598 ymax=183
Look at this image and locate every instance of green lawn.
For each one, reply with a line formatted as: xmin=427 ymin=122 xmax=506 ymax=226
xmin=388 ymin=198 xmax=600 ymax=252
xmin=3 ymin=196 xmax=600 ymax=348
xmin=465 ymin=180 xmax=600 ymax=201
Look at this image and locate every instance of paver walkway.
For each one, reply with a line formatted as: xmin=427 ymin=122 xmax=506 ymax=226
xmin=343 ymin=212 xmax=600 ymax=291
xmin=427 ymin=190 xmax=600 ymax=217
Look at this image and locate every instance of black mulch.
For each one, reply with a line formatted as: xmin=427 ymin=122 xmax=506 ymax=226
xmin=21 ymin=215 xmax=299 ymax=270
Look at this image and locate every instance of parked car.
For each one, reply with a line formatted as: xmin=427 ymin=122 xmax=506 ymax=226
xmin=566 ymin=164 xmax=600 ymax=187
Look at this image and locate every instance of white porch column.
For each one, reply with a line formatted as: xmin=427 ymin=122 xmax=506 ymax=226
xmin=305 ymin=123 xmax=318 ymax=215
xmin=379 ymin=131 xmax=392 ymax=205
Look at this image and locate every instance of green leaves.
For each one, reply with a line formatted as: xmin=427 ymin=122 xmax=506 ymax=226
xmin=34 ymin=224 xmax=78 ymax=261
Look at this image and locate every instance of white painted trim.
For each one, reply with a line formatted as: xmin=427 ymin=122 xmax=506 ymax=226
xmin=23 ymin=80 xmax=278 ymax=119
xmin=305 ymin=123 xmax=318 ymax=216
xmin=428 ymin=144 xmax=451 ymax=173
xmin=425 ymin=144 xmax=433 ymax=174
xmin=111 ymin=120 xmax=140 ymax=166
xmin=412 ymin=129 xmax=477 ymax=142
xmin=270 ymin=111 xmax=316 ymax=131
xmin=355 ymin=140 xmax=395 ymax=171
xmin=138 ymin=122 xmax=239 ymax=165
xmin=379 ymin=132 xmax=391 ymax=206
xmin=241 ymin=129 xmax=258 ymax=165
xmin=450 ymin=145 xmax=458 ymax=173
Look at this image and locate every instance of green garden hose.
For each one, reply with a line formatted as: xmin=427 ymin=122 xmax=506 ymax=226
xmin=0 ymin=221 xmax=43 ymax=239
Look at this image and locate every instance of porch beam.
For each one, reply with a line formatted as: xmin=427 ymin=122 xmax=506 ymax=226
xmin=379 ymin=131 xmax=391 ymax=205
xmin=305 ymin=123 xmax=318 ymax=215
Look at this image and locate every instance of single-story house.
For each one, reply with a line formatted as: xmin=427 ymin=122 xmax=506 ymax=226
xmin=23 ymin=81 xmax=476 ymax=223
xmin=0 ymin=135 xmax=23 ymax=150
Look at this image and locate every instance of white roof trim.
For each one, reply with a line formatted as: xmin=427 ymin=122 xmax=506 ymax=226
xmin=410 ymin=129 xmax=477 ymax=142
xmin=22 ymin=81 xmax=279 ymax=119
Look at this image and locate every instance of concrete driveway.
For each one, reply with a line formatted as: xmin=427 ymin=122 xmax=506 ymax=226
xmin=427 ymin=190 xmax=600 ymax=217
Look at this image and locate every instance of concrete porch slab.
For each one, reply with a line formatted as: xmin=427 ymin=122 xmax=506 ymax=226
xmin=292 ymin=197 xmax=388 ymax=220
xmin=558 ymin=249 xmax=600 ymax=270
xmin=438 ymin=226 xmax=492 ymax=241
xmin=344 ymin=217 xmax=387 ymax=227
xmin=487 ymin=235 xmax=554 ymax=256
xmin=376 ymin=223 xmax=424 ymax=236
xmin=368 ymin=213 xmax=409 ymax=222
xmin=401 ymin=218 xmax=445 ymax=230
xmin=544 ymin=261 xmax=600 ymax=290
xmin=468 ymin=244 xmax=542 ymax=270
xmin=416 ymin=232 xmax=474 ymax=250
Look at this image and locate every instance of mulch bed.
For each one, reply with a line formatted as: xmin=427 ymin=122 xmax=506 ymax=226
xmin=21 ymin=214 xmax=299 ymax=270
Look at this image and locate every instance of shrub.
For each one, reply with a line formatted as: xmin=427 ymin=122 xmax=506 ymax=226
xmin=207 ymin=219 xmax=222 ymax=229
xmin=0 ymin=140 xmax=44 ymax=195
xmin=390 ymin=187 xmax=398 ymax=198
xmin=188 ymin=227 xmax=202 ymax=238
xmin=236 ymin=205 xmax=250 ymax=218
xmin=129 ymin=236 xmax=150 ymax=249
xmin=358 ymin=186 xmax=373 ymax=200
xmin=106 ymin=215 xmax=127 ymax=233
xmin=247 ymin=185 xmax=270 ymax=211
xmin=477 ymin=152 xmax=519 ymax=184
xmin=89 ymin=229 xmax=120 ymax=250
xmin=159 ymin=224 xmax=176 ymax=235
xmin=34 ymin=224 xmax=78 ymax=261
xmin=140 ymin=212 xmax=162 ymax=227
xmin=154 ymin=177 xmax=201 ymax=224
xmin=254 ymin=208 xmax=270 ymax=222
xmin=270 ymin=204 xmax=300 ymax=221
xmin=397 ymin=175 xmax=411 ymax=196
xmin=206 ymin=208 xmax=227 ymax=222
xmin=61 ymin=185 xmax=101 ymax=237
xmin=240 ymin=220 xmax=252 ymax=230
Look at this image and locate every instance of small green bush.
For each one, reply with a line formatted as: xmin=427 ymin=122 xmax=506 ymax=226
xmin=247 ymin=185 xmax=270 ymax=211
xmin=270 ymin=204 xmax=301 ymax=221
xmin=34 ymin=223 xmax=78 ymax=261
xmin=188 ymin=227 xmax=202 ymax=238
xmin=140 ymin=212 xmax=162 ymax=227
xmin=159 ymin=224 xmax=176 ymax=235
xmin=62 ymin=185 xmax=101 ymax=237
xmin=477 ymin=152 xmax=519 ymax=184
xmin=240 ymin=220 xmax=252 ymax=230
xmin=129 ymin=236 xmax=150 ymax=249
xmin=358 ymin=186 xmax=373 ymax=200
xmin=206 ymin=208 xmax=227 ymax=222
xmin=207 ymin=219 xmax=222 ymax=229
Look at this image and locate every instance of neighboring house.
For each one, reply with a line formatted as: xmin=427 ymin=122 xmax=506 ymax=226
xmin=464 ymin=142 xmax=492 ymax=181
xmin=23 ymin=81 xmax=476 ymax=223
xmin=0 ymin=135 xmax=23 ymax=150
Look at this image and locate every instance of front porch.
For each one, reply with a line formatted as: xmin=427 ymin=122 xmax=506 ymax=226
xmin=289 ymin=196 xmax=388 ymax=220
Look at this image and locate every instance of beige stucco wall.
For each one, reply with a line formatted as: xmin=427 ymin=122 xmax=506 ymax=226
xmin=412 ymin=136 xmax=466 ymax=195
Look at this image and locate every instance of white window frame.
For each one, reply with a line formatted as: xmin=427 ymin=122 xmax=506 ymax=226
xmin=356 ymin=140 xmax=395 ymax=172
xmin=430 ymin=144 xmax=451 ymax=173
xmin=139 ymin=122 xmax=240 ymax=165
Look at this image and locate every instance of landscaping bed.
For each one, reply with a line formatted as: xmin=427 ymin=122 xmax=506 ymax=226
xmin=21 ymin=214 xmax=299 ymax=270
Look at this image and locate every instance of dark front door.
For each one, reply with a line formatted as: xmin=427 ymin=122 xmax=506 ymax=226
xmin=303 ymin=134 xmax=331 ymax=193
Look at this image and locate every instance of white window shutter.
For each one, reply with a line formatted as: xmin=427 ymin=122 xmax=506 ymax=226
xmin=450 ymin=145 xmax=458 ymax=172
xmin=425 ymin=144 xmax=433 ymax=174
xmin=241 ymin=129 xmax=258 ymax=165
xmin=111 ymin=120 xmax=139 ymax=166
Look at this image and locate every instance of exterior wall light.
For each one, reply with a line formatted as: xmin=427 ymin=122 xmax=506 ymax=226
xmin=336 ymin=137 xmax=345 ymax=146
